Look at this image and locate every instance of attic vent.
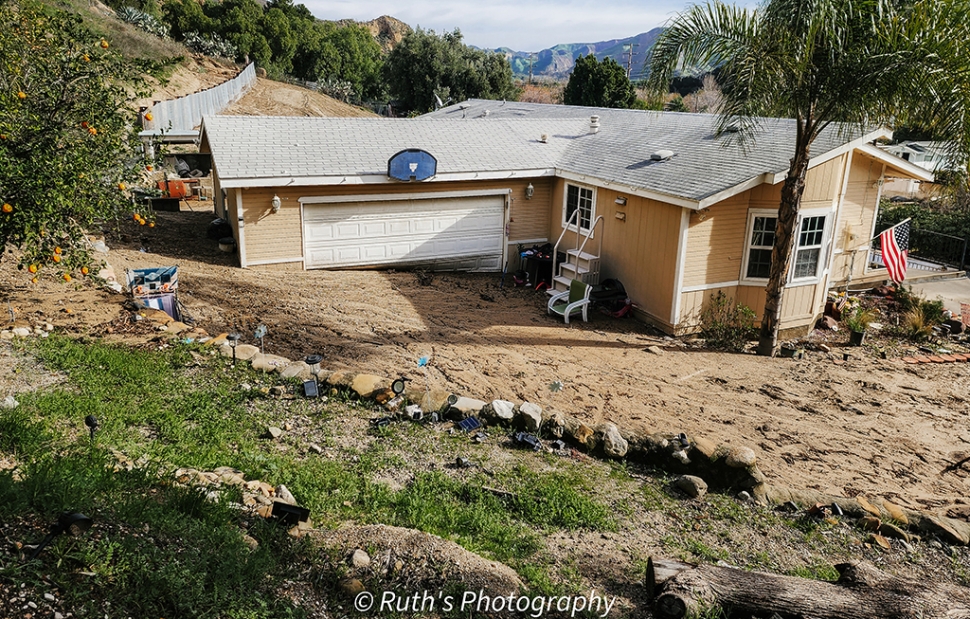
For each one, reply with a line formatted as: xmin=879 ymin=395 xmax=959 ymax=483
xmin=459 ymin=104 xmax=470 ymax=110
xmin=723 ymin=123 xmax=741 ymax=133
xmin=651 ymin=150 xmax=674 ymax=161
xmin=589 ymin=115 xmax=600 ymax=134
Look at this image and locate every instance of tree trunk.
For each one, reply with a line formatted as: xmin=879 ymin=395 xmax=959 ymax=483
xmin=648 ymin=557 xmax=970 ymax=619
xmin=757 ymin=141 xmax=813 ymax=356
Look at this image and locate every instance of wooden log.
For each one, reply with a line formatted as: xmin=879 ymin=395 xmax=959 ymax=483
xmin=649 ymin=556 xmax=970 ymax=619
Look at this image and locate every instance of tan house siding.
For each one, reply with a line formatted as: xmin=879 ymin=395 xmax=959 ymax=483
xmin=831 ymin=153 xmax=884 ymax=285
xmin=682 ymin=193 xmax=749 ymax=288
xmin=233 ymin=178 xmax=548 ymax=269
xmin=550 ymin=178 xmax=682 ymax=329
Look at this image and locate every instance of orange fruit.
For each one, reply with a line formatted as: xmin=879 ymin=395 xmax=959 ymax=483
xmin=81 ymin=266 xmax=89 ymax=275
xmin=138 ymin=218 xmax=146 ymax=226
xmin=82 ymin=54 xmax=90 ymax=62
xmin=132 ymin=213 xmax=140 ymax=221
xmin=1 ymin=203 xmax=11 ymax=213
xmin=81 ymin=121 xmax=88 ymax=128
xmin=118 ymin=182 xmax=126 ymax=191
xmin=17 ymin=91 xmax=25 ymax=100
xmin=28 ymin=264 xmax=37 ymax=274
xmin=100 ymin=39 xmax=109 ymax=49
xmin=30 ymin=277 xmax=38 ymax=284
xmin=52 ymin=254 xmax=61 ymax=263
xmin=148 ymin=222 xmax=155 ymax=228
xmin=63 ymin=273 xmax=72 ymax=282
xmin=54 ymin=246 xmax=62 ymax=254
xmin=146 ymin=165 xmax=153 ymax=171
xmin=88 ymin=127 xmax=97 ymax=135
xmin=144 ymin=112 xmax=153 ymax=122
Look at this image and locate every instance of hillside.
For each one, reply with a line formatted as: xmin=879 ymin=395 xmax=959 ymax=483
xmin=489 ymin=28 xmax=664 ymax=80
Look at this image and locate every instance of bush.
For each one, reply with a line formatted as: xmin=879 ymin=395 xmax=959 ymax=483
xmin=699 ymin=292 xmax=757 ymax=352
xmin=116 ymin=7 xmax=170 ymax=38
xmin=902 ymin=307 xmax=935 ymax=340
xmin=183 ymin=32 xmax=238 ymax=59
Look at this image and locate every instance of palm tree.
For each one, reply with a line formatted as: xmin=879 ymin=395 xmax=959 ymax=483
xmin=647 ymin=0 xmax=969 ymax=355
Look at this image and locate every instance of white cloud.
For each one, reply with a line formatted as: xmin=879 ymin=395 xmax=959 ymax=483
xmin=302 ymin=0 xmax=682 ymax=51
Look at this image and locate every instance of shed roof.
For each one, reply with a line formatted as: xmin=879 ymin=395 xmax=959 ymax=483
xmin=201 ymin=100 xmax=909 ymax=207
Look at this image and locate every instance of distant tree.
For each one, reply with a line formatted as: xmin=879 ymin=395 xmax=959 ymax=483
xmin=664 ymin=94 xmax=688 ymax=112
xmin=0 ymin=1 xmax=153 ymax=280
xmin=162 ymin=0 xmax=212 ymax=40
xmin=384 ymin=29 xmax=516 ymax=114
xmin=562 ymin=54 xmax=636 ymax=108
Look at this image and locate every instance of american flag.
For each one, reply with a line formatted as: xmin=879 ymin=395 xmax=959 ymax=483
xmin=880 ymin=220 xmax=910 ymax=284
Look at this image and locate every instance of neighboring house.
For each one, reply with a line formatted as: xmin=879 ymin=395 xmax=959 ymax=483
xmin=879 ymin=141 xmax=954 ymax=199
xmin=198 ymin=100 xmax=931 ymax=337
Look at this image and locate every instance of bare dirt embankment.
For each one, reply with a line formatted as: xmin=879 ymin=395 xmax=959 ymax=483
xmin=3 ymin=206 xmax=969 ymax=521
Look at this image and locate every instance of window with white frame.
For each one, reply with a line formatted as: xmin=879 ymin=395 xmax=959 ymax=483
xmin=743 ymin=211 xmax=829 ymax=282
xmin=564 ymin=184 xmax=595 ymax=232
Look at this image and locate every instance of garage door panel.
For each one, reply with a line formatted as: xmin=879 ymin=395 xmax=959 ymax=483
xmin=304 ymin=195 xmax=505 ymax=271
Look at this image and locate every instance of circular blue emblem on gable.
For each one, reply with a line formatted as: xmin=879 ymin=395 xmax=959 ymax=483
xmin=387 ymin=149 xmax=437 ymax=182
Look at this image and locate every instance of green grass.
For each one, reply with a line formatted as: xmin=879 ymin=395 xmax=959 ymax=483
xmin=0 ymin=336 xmax=621 ymax=615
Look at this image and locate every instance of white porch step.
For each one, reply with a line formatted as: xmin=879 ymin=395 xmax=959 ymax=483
xmin=566 ymin=249 xmax=599 ymax=261
xmin=558 ymin=262 xmax=589 ymax=276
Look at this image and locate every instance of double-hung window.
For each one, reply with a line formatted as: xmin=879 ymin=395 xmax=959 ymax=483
xmin=564 ymin=184 xmax=595 ymax=233
xmin=743 ymin=210 xmax=829 ymax=283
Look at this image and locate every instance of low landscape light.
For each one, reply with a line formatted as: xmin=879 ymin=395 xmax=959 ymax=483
xmin=26 ymin=512 xmax=94 ymax=562
xmin=84 ymin=414 xmax=98 ymax=443
xmin=227 ymin=333 xmax=241 ymax=365
xmin=304 ymin=353 xmax=323 ymax=375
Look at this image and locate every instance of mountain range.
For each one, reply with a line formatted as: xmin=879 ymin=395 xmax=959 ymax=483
xmin=485 ymin=28 xmax=664 ymax=80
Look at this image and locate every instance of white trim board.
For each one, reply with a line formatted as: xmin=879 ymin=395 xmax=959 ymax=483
xmin=221 ymin=170 xmax=555 ymax=190
xmin=671 ymin=208 xmax=691 ymax=325
xmin=300 ymin=188 xmax=512 ymax=204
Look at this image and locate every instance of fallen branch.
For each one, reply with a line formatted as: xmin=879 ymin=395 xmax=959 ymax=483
xmin=648 ymin=556 xmax=970 ymax=619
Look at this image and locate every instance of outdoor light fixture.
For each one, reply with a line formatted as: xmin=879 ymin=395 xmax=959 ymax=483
xmin=271 ymin=195 xmax=281 ymax=213
xmin=525 ymin=183 xmax=535 ymax=200
xmin=26 ymin=512 xmax=93 ymax=562
xmin=227 ymin=333 xmax=241 ymax=366
xmin=304 ymin=353 xmax=323 ymax=375
xmin=614 ymin=196 xmax=627 ymax=206
xmin=84 ymin=414 xmax=98 ymax=443
xmin=303 ymin=354 xmax=323 ymax=398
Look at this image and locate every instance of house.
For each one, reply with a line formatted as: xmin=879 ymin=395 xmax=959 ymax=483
xmin=879 ymin=141 xmax=954 ymax=199
xmin=198 ymin=100 xmax=932 ymax=337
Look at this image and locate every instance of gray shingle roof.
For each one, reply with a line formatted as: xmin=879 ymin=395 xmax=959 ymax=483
xmin=202 ymin=101 xmax=873 ymax=204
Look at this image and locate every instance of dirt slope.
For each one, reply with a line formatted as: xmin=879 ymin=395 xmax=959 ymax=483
xmin=220 ymin=77 xmax=376 ymax=117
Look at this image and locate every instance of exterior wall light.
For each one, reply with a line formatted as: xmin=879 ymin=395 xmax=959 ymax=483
xmin=271 ymin=195 xmax=281 ymax=213
xmin=615 ymin=196 xmax=627 ymax=206
xmin=525 ymin=183 xmax=534 ymax=200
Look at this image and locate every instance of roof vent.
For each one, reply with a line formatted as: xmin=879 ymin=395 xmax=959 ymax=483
xmin=589 ymin=115 xmax=600 ymax=134
xmin=540 ymin=134 xmax=548 ymax=143
xmin=651 ymin=150 xmax=674 ymax=161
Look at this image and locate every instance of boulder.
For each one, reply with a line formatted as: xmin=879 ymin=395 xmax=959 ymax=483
xmin=881 ymin=498 xmax=908 ymax=525
xmin=251 ymin=353 xmax=292 ymax=373
xmin=327 ymin=370 xmax=357 ymax=388
xmin=594 ymin=423 xmax=628 ymax=459
xmin=563 ymin=415 xmax=594 ymax=447
xmin=280 ymin=362 xmax=311 ymax=380
xmin=675 ymin=475 xmax=708 ymax=499
xmin=12 ymin=327 xmax=31 ymax=338
xmin=516 ymin=402 xmax=542 ymax=432
xmin=690 ymin=436 xmax=717 ymax=461
xmin=724 ymin=446 xmax=757 ymax=468
xmin=352 ymin=374 xmax=390 ymax=399
xmin=166 ymin=321 xmax=190 ymax=335
xmin=482 ymin=399 xmax=515 ymax=423
xmin=452 ymin=396 xmax=486 ymax=416
xmin=219 ymin=343 xmax=259 ymax=361
xmin=542 ymin=411 xmax=566 ymax=438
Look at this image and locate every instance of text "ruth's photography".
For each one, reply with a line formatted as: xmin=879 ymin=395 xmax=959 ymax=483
xmin=354 ymin=589 xmax=618 ymax=617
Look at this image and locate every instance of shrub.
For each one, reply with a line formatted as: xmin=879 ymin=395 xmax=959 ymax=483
xmin=902 ymin=307 xmax=934 ymax=340
xmin=116 ymin=7 xmax=170 ymax=38
xmin=699 ymin=292 xmax=757 ymax=352
xmin=183 ymin=32 xmax=238 ymax=59
xmin=843 ymin=306 xmax=876 ymax=333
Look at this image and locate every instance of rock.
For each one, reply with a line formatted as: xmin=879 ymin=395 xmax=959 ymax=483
xmin=327 ymin=370 xmax=357 ymax=388
xmin=166 ymin=321 xmax=190 ymax=335
xmin=351 ymin=374 xmax=390 ymax=399
xmin=265 ymin=426 xmax=283 ymax=440
xmin=947 ymin=505 xmax=970 ymax=520
xmin=43 ymin=593 xmax=55 ymax=602
xmin=725 ymin=446 xmax=757 ymax=468
xmin=309 ymin=443 xmax=324 ymax=454
xmin=868 ymin=533 xmax=892 ymax=551
xmin=219 ymin=343 xmax=259 ymax=361
xmin=288 ymin=519 xmax=313 ymax=539
xmin=276 ymin=484 xmax=297 ymax=505
xmin=881 ymin=498 xmax=908 ymax=525
xmin=269 ymin=386 xmax=285 ymax=396
xmin=691 ymin=436 xmax=717 ymax=460
xmin=251 ymin=353 xmax=291 ymax=373
xmin=855 ymin=496 xmax=882 ymax=518
xmin=858 ymin=516 xmax=882 ymax=531
xmin=206 ymin=333 xmax=228 ymax=347
xmin=920 ymin=515 xmax=970 ymax=546
xmin=240 ymin=382 xmax=252 ymax=392
xmin=818 ymin=343 xmax=831 ymax=353
xmin=0 ymin=331 xmax=12 ymax=340
xmin=139 ymin=308 xmax=173 ymax=324
xmin=595 ymin=423 xmax=628 ymax=459
xmin=55 ymin=613 xmax=64 ymax=619
xmin=483 ymin=399 xmax=515 ymax=423
xmin=242 ymin=534 xmax=259 ymax=551
xmin=817 ymin=315 xmax=839 ymax=330
xmin=340 ymin=577 xmax=366 ymax=597
xmin=563 ymin=416 xmax=594 ymax=446
xmin=646 ymin=345 xmax=664 ymax=355
xmin=452 ymin=396 xmax=486 ymax=416
xmin=516 ymin=402 xmax=542 ymax=432
xmin=879 ymin=522 xmax=911 ymax=542
xmin=737 ymin=491 xmax=752 ymax=502
xmin=1 ymin=396 xmax=18 ymax=410
xmin=671 ymin=449 xmax=691 ymax=465
xmin=280 ymin=362 xmax=311 ymax=380
xmin=350 ymin=549 xmax=371 ymax=568
xmin=12 ymin=327 xmax=31 ymax=337
xmin=675 ymin=475 xmax=708 ymax=499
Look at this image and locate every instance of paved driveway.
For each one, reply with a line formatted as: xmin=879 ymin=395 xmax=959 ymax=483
xmin=910 ymin=275 xmax=970 ymax=314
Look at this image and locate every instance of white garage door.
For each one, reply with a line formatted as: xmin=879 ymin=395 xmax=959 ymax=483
xmin=303 ymin=194 xmax=505 ymax=271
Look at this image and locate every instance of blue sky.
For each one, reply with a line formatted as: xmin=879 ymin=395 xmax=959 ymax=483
xmin=302 ymin=0 xmax=699 ymax=51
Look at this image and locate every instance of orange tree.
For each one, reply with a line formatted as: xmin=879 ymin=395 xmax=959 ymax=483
xmin=0 ymin=0 xmax=155 ymax=281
